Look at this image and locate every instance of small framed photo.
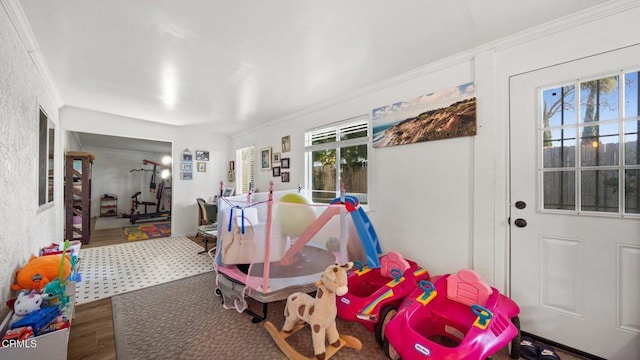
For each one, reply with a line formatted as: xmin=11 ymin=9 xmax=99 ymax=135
xmin=273 ymin=152 xmax=281 ymax=163
xmin=228 ymin=170 xmax=235 ymax=182
xmin=181 ymin=162 xmax=193 ymax=171
xmin=229 ymin=160 xmax=235 ymax=170
xmin=223 ymin=187 xmax=235 ymax=197
xmin=260 ymin=147 xmax=272 ymax=170
xmin=272 ymin=166 xmax=281 ymax=177
xmin=195 ymin=150 xmax=209 ymax=161
xmin=281 ymin=157 xmax=290 ymax=169
xmin=180 ymin=172 xmax=193 ymax=180
xmin=182 ymin=151 xmax=193 ymax=162
xmin=281 ymin=171 xmax=290 ymax=182
xmin=281 ymin=135 xmax=291 ymax=153
xmin=197 ymin=162 xmax=206 ymax=172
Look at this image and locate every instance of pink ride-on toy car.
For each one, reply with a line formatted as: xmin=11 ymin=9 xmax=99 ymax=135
xmin=336 ymin=252 xmax=431 ymax=345
xmin=383 ymin=269 xmax=521 ymax=360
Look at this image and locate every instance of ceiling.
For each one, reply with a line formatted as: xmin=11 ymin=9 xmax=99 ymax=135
xmin=19 ymin=0 xmax=609 ymax=145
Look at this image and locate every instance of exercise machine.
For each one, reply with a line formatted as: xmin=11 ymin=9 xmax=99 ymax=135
xmin=126 ymin=159 xmax=171 ymax=224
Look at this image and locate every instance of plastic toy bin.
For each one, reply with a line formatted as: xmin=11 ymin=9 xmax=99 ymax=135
xmin=0 ymin=283 xmax=76 ymax=360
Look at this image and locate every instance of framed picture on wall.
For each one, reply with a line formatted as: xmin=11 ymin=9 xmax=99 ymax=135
xmin=229 ymin=160 xmax=235 ymax=170
xmin=197 ymin=162 xmax=206 ymax=172
xmin=195 ymin=150 xmax=209 ymax=161
xmin=272 ymin=166 xmax=281 ymax=177
xmin=181 ymin=172 xmax=193 ymax=180
xmin=260 ymin=147 xmax=272 ymax=170
xmin=181 ymin=162 xmax=193 ymax=171
xmin=182 ymin=150 xmax=193 ymax=162
xmin=281 ymin=135 xmax=291 ymax=153
xmin=228 ymin=170 xmax=235 ymax=182
xmin=281 ymin=157 xmax=290 ymax=169
xmin=273 ymin=152 xmax=281 ymax=163
xmin=281 ymin=171 xmax=290 ymax=182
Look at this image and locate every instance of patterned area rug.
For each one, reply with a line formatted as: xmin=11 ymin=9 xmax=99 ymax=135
xmin=75 ymin=237 xmax=212 ymax=305
xmin=111 ymin=273 xmax=581 ymax=360
xmin=112 ymin=272 xmax=386 ymax=360
xmin=123 ymin=221 xmax=171 ymax=241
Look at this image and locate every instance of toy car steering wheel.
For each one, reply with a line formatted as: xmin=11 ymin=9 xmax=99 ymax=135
xmin=390 ymin=268 xmax=403 ymax=282
xmin=418 ymin=280 xmax=435 ymax=300
xmin=471 ymin=304 xmax=493 ymax=328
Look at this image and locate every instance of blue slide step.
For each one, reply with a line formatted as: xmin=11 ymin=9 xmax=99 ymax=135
xmin=350 ymin=206 xmax=382 ymax=268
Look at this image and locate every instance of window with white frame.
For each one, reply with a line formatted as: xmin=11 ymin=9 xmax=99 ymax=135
xmin=235 ymin=146 xmax=255 ymax=195
xmin=540 ymin=70 xmax=640 ymax=215
xmin=305 ymin=115 xmax=369 ymax=204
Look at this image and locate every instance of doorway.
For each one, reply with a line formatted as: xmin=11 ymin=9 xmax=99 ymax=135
xmin=67 ymin=132 xmax=173 ymax=239
xmin=509 ymin=45 xmax=640 ymax=359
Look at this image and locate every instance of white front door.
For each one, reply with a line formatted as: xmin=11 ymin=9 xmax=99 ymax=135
xmin=510 ymin=44 xmax=640 ymax=359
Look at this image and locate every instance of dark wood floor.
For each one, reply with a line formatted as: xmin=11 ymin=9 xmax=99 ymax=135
xmin=67 ymin=218 xmax=201 ymax=360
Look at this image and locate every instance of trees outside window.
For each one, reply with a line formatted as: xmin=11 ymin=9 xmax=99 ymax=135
xmin=305 ymin=116 xmax=368 ymax=204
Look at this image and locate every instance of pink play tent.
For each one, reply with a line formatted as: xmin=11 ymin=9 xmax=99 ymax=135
xmin=213 ymin=185 xmax=381 ymax=322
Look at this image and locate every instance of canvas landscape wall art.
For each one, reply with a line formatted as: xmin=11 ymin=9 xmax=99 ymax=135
xmin=372 ymin=82 xmax=477 ymax=148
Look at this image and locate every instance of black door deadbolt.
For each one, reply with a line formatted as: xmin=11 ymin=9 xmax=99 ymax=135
xmin=514 ymin=218 xmax=527 ymax=228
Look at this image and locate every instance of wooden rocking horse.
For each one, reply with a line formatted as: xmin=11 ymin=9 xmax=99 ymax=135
xmin=264 ymin=263 xmax=362 ymax=360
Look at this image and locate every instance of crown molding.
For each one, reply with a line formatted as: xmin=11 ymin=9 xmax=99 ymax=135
xmin=1 ymin=0 xmax=63 ymax=107
xmin=237 ymin=0 xmax=640 ymax=136
xmin=486 ymin=0 xmax=640 ymax=52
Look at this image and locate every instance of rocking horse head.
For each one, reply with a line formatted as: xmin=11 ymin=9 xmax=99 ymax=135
xmin=318 ymin=262 xmax=353 ymax=297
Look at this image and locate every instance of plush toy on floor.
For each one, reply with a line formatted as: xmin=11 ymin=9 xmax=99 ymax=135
xmin=264 ymin=263 xmax=362 ymax=360
xmin=10 ymin=291 xmax=43 ymax=325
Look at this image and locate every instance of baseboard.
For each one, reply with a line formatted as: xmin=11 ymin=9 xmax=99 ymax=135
xmin=521 ymin=332 xmax=606 ymax=360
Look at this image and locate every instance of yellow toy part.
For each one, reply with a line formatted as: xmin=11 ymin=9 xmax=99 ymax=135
xmin=274 ymin=193 xmax=317 ymax=237
xmin=11 ymin=254 xmax=72 ymax=291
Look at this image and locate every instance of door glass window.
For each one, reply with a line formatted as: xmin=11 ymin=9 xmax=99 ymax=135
xmin=540 ymin=70 xmax=640 ymax=215
xmin=543 ymin=171 xmax=576 ymax=210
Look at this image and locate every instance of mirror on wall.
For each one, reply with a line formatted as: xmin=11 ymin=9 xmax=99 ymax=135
xmin=38 ymin=107 xmax=55 ymax=206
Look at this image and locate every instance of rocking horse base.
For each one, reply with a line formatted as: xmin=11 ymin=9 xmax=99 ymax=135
xmin=264 ymin=321 xmax=362 ymax=360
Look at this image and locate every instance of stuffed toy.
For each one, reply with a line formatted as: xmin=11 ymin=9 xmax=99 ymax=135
xmin=11 ymin=254 xmax=72 ymax=291
xmin=10 ymin=291 xmax=43 ymax=325
xmin=282 ymin=262 xmax=353 ymax=360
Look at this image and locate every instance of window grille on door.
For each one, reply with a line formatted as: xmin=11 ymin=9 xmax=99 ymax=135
xmin=540 ymin=70 xmax=640 ymax=216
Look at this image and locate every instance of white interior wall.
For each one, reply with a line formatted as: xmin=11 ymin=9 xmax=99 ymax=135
xmin=0 ymin=7 xmax=62 ymax=304
xmin=83 ymin=147 xmax=170 ymax=217
xmin=232 ymin=61 xmax=475 ymax=276
xmin=231 ymin=4 xmax=640 ymax=287
xmin=64 ymin=129 xmax=81 ymax=152
xmin=60 ymin=106 xmax=230 ymax=237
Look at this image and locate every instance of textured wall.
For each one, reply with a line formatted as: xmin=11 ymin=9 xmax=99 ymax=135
xmin=0 ymin=8 xmax=61 ymax=304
